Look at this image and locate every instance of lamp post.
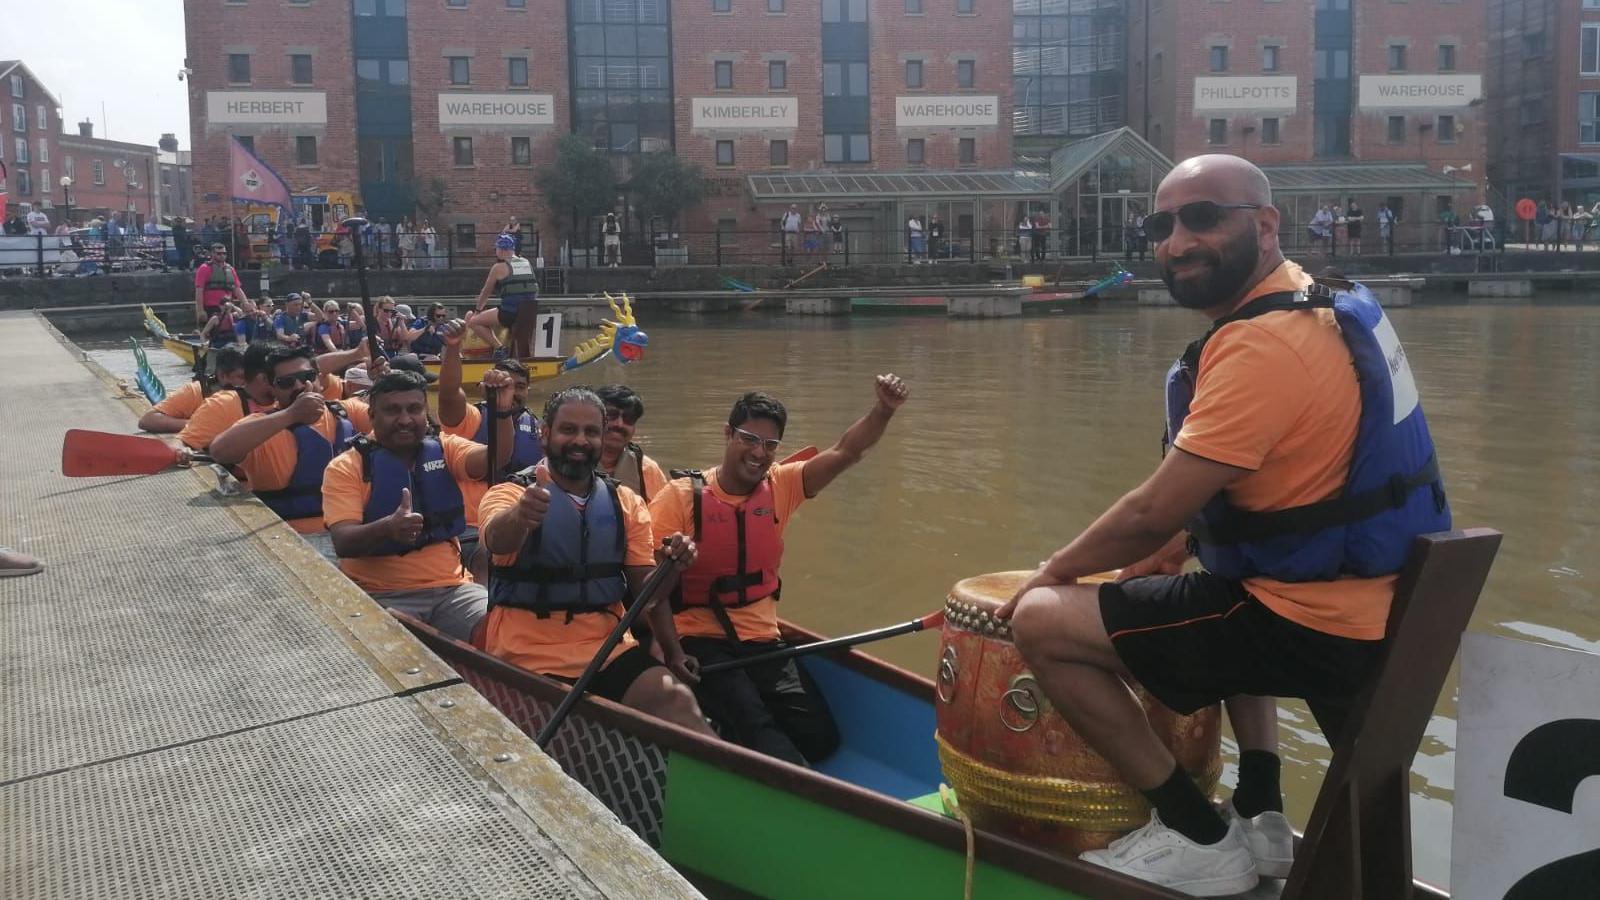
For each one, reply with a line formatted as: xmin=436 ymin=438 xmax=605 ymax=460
xmin=59 ymin=175 xmax=73 ymax=228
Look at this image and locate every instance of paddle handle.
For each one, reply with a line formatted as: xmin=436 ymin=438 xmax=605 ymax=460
xmin=534 ymin=555 xmax=678 ymax=748
xmin=343 ymin=217 xmax=382 ymax=362
xmin=698 ymin=610 xmax=944 ymax=676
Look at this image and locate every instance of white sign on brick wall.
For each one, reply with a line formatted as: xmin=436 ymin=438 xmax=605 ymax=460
xmin=1192 ymin=77 xmax=1298 ymax=112
xmin=690 ymin=97 xmax=798 ymax=131
xmin=895 ymin=95 xmax=999 ymax=128
xmin=1358 ymin=75 xmax=1482 ymax=109
xmin=206 ymin=92 xmax=328 ymax=125
xmin=437 ymin=93 xmax=556 ymax=127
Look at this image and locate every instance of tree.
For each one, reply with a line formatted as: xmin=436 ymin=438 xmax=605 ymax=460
xmin=414 ymin=177 xmax=448 ymax=224
xmin=628 ymin=152 xmax=709 ymax=235
xmin=536 ymin=134 xmax=616 ymax=239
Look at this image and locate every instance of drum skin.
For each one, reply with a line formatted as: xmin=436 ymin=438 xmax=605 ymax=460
xmin=934 ymin=571 xmax=1223 ymax=854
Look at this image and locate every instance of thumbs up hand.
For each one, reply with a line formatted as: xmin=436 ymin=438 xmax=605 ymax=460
xmin=386 ymin=487 xmax=425 ymax=544
xmin=513 ymin=478 xmax=551 ymax=531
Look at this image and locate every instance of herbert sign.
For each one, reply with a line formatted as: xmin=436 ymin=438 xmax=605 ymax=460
xmin=438 ymin=94 xmax=557 ymax=127
xmin=206 ymin=91 xmax=328 ymax=125
xmin=896 ymin=95 xmax=999 ymax=128
xmin=1192 ymin=77 xmax=1298 ymax=112
xmin=691 ymin=97 xmax=798 ymax=131
xmin=1358 ymin=74 xmax=1482 ymax=109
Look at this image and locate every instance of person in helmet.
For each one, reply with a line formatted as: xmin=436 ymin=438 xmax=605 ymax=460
xmin=467 ymin=232 xmax=540 ymax=359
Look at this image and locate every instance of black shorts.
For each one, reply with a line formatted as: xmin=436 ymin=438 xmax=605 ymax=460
xmin=1099 ymin=572 xmax=1383 ymax=730
xmin=550 ymin=644 xmax=658 ymax=704
xmin=495 ymin=305 xmax=519 ymax=329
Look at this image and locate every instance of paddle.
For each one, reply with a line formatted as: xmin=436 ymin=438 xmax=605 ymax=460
xmin=62 ymin=429 xmax=210 ymax=477
xmin=698 ymin=610 xmax=945 ymax=676
xmin=535 ymin=551 xmax=682 ymax=748
xmin=781 ymin=445 xmax=818 ymax=465
xmin=341 ymin=216 xmax=383 ymax=363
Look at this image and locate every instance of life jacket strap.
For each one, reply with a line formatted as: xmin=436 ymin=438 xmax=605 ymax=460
xmin=1189 ymin=453 xmax=1443 ymax=546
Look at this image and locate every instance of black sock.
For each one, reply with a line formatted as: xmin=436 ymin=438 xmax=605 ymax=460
xmin=1141 ymin=764 xmax=1228 ymax=845
xmin=1232 ymin=750 xmax=1284 ymax=818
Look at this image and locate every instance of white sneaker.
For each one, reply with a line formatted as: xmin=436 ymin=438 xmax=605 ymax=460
xmin=1080 ymin=811 xmax=1259 ymax=897
xmin=1223 ymin=802 xmax=1295 ymax=879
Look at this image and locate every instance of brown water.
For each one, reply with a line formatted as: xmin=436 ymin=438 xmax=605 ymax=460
xmin=88 ymin=300 xmax=1600 ymax=889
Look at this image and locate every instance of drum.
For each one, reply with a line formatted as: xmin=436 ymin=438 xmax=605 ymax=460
xmin=934 ymin=571 xmax=1223 ymax=854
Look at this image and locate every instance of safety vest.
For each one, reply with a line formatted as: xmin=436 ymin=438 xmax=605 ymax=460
xmin=671 ymin=471 xmax=784 ymax=638
xmin=253 ymin=403 xmax=355 ymax=521
xmin=203 ymin=262 xmax=236 ymax=294
xmin=208 ymin=309 xmax=237 ymax=348
xmin=472 ymin=402 xmax=543 ymax=476
xmin=349 ymin=436 xmax=466 ymax=557
xmin=604 ymin=444 xmax=650 ymax=502
xmin=1164 ymin=279 xmax=1451 ymax=582
xmin=345 ymin=322 xmax=366 ymax=351
xmin=409 ymin=324 xmax=443 ymax=357
xmin=489 ymin=473 xmax=629 ymax=618
xmin=498 ymin=256 xmax=539 ymax=314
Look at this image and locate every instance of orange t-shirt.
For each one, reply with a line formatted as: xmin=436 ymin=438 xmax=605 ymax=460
xmin=441 ymin=404 xmax=491 ymax=528
xmin=1173 ymin=260 xmax=1395 ymax=640
xmin=178 ymin=389 xmax=275 ymax=450
xmin=319 ymin=373 xmax=346 ymax=401
xmin=479 ymin=480 xmax=656 ymax=678
xmin=152 ymin=380 xmax=206 ymax=419
xmin=234 ymin=399 xmax=373 ymax=534
xmin=322 ymin=433 xmax=480 ymax=592
xmin=648 ymin=462 xmax=809 ymax=643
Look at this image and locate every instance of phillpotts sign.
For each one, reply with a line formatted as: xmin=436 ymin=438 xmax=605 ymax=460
xmin=1358 ymin=75 xmax=1482 ymax=109
xmin=691 ymin=97 xmax=798 ymax=130
xmin=1192 ymin=77 xmax=1297 ymax=112
xmin=896 ymin=95 xmax=998 ymax=128
xmin=206 ymin=91 xmax=328 ymax=125
xmin=438 ymin=93 xmax=556 ymax=127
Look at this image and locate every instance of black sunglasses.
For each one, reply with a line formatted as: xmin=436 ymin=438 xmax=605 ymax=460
xmin=273 ymin=369 xmax=319 ymax=389
xmin=1142 ymin=201 xmax=1261 ymax=243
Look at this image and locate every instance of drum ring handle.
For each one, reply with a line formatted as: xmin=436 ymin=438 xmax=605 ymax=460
xmin=1000 ymin=675 xmax=1042 ymax=733
xmin=936 ymin=647 xmax=959 ymax=703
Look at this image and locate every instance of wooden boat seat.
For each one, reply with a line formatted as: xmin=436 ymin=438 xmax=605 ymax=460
xmin=1283 ymin=528 xmax=1502 ymax=900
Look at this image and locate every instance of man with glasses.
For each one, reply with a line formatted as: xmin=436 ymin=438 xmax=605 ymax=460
xmin=595 ymin=384 xmax=668 ymax=502
xmin=998 ymin=155 xmax=1449 ymax=895
xmin=648 ymin=375 xmax=910 ymax=766
xmin=194 ymin=242 xmax=250 ymax=328
xmin=209 ymin=345 xmax=375 ymax=561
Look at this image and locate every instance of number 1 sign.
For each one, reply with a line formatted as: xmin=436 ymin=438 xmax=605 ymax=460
xmin=1452 ymin=633 xmax=1600 ymax=899
xmin=533 ymin=313 xmax=561 ymax=359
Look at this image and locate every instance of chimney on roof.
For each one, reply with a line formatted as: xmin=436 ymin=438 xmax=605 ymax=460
xmin=77 ymin=119 xmax=94 ymax=138
xmin=159 ymin=133 xmax=179 ymax=152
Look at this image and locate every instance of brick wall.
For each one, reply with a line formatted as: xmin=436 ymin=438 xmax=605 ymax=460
xmin=184 ymin=0 xmax=357 ymax=224
xmin=0 ymin=63 xmax=64 ymax=216
xmin=56 ymin=136 xmax=158 ymax=224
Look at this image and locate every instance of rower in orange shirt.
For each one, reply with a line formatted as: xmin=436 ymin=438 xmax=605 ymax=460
xmin=209 ymin=345 xmax=374 ymax=561
xmin=595 ymin=384 xmax=669 ymax=502
xmin=137 ymin=344 xmax=248 ymax=433
xmin=648 ymin=375 xmax=910 ymax=765
xmin=177 ymin=342 xmax=365 ymax=451
xmin=478 ymin=387 xmax=714 ymax=734
xmin=322 ymin=369 xmax=517 ymax=642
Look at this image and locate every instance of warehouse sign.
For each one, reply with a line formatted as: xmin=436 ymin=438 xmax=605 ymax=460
xmin=1359 ymin=74 xmax=1482 ymax=109
xmin=1192 ymin=77 xmax=1297 ymax=112
xmin=691 ymin=97 xmax=798 ymax=130
xmin=206 ymin=91 xmax=328 ymax=125
xmin=438 ymin=93 xmax=556 ymax=127
xmin=896 ymin=95 xmax=999 ymax=128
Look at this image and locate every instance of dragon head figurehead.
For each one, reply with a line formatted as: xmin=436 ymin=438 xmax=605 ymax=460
xmin=561 ymin=292 xmax=649 ymax=371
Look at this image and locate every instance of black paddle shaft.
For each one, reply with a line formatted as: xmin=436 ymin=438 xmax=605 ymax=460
xmin=341 ymin=217 xmax=382 ymax=362
xmin=534 ymin=554 xmax=677 ymax=748
xmin=698 ymin=616 xmax=934 ymax=675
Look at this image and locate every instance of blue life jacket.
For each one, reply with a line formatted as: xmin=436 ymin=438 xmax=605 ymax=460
xmin=473 ymin=402 xmax=544 ymax=476
xmin=490 ymin=473 xmax=629 ymax=619
xmin=1164 ymin=280 xmax=1450 ymax=582
xmin=350 ymin=435 xmax=466 ymax=556
xmin=409 ymin=321 xmax=443 ymax=357
xmin=254 ymin=403 xmax=355 ymax=521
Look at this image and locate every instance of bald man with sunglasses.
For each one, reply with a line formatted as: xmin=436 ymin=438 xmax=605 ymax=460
xmin=997 ymin=155 xmax=1450 ymax=894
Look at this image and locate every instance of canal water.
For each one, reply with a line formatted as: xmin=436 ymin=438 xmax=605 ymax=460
xmin=85 ymin=298 xmax=1600 ymax=889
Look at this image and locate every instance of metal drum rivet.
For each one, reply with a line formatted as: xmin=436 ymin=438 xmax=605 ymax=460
xmin=349 ymin=611 xmax=363 ymax=618
xmin=404 ymin=666 xmax=422 ymax=675
xmin=438 ymin=699 xmax=456 ymax=709
xmin=493 ymin=752 xmax=514 ymax=763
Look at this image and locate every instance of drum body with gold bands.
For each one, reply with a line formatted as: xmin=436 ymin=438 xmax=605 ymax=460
xmin=934 ymin=571 xmax=1223 ymax=854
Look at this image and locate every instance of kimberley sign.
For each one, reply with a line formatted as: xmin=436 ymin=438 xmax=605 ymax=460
xmin=1192 ymin=77 xmax=1297 ymax=112
xmin=438 ymin=94 xmax=556 ymax=127
xmin=691 ymin=97 xmax=798 ymax=130
xmin=896 ymin=95 xmax=998 ymax=128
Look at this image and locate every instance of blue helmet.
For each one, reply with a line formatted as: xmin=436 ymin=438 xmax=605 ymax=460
xmin=496 ymin=233 xmax=517 ymax=251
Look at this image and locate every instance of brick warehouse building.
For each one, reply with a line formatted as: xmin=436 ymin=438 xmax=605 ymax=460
xmin=0 ymin=61 xmax=64 ymax=221
xmin=1127 ymin=0 xmax=1487 ymax=250
xmin=185 ymin=0 xmax=1025 ymax=263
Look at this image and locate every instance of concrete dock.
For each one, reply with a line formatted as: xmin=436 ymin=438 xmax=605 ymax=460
xmin=0 ymin=312 xmax=701 ymax=899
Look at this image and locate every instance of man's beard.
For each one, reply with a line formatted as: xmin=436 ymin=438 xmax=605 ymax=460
xmin=549 ymin=444 xmax=599 ymax=481
xmin=1160 ymin=226 xmax=1260 ymax=310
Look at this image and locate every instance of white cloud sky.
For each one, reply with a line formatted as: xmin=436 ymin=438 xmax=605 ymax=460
xmin=0 ymin=0 xmax=189 ymax=146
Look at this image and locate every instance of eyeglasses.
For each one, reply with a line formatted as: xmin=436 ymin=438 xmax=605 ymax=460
xmin=1141 ymin=201 xmax=1262 ymax=243
xmin=603 ymin=406 xmax=638 ymax=426
xmin=272 ymin=369 xmax=319 ymax=389
xmin=732 ymin=425 xmax=781 ymax=453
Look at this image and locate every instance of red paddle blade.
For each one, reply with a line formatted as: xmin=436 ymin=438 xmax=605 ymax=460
xmin=62 ymin=429 xmax=185 ymax=477
xmin=916 ymin=610 xmax=946 ymax=631
xmin=780 ymin=445 xmax=819 ymax=465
